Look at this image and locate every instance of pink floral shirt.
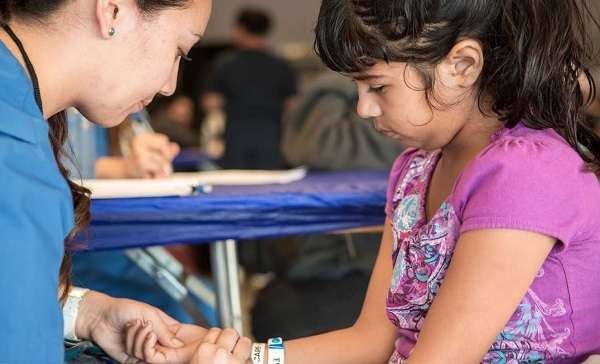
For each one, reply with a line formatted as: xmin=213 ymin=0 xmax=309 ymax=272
xmin=385 ymin=125 xmax=600 ymax=363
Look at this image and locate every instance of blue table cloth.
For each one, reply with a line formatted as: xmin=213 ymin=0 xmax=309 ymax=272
xmin=85 ymin=171 xmax=389 ymax=251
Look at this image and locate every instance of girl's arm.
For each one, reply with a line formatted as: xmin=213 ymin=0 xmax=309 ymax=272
xmin=282 ymin=219 xmax=398 ymax=364
xmin=406 ymin=229 xmax=555 ymax=364
xmin=123 ymin=220 xmax=399 ymax=364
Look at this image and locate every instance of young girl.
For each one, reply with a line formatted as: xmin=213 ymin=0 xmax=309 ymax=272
xmin=127 ymin=0 xmax=600 ymax=363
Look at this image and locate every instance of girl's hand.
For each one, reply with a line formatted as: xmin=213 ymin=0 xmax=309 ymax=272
xmin=125 ymin=323 xmax=251 ymax=364
xmin=188 ymin=327 xmax=252 ymax=364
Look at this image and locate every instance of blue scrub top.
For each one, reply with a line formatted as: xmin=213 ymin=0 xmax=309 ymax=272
xmin=0 ymin=42 xmax=74 ymax=362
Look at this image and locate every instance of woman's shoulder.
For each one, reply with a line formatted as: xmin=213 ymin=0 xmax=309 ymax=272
xmin=0 ymin=45 xmax=45 ymax=144
xmin=0 ymin=43 xmax=37 ymax=111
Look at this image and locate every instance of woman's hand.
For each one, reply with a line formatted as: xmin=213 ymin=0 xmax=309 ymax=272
xmin=75 ymin=290 xmax=186 ymax=363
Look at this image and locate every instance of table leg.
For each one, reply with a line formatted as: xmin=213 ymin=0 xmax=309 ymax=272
xmin=210 ymin=240 xmax=244 ymax=334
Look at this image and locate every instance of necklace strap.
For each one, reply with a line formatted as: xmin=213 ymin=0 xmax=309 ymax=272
xmin=2 ymin=23 xmax=43 ymax=114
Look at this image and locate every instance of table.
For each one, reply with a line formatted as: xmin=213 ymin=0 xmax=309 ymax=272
xmin=85 ymin=171 xmax=389 ymax=332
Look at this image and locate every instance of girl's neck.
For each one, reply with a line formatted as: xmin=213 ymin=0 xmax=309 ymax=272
xmin=440 ymin=105 xmax=503 ymax=168
xmin=0 ymin=19 xmax=79 ymax=119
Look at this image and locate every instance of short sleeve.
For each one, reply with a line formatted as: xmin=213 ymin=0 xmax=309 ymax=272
xmin=453 ymin=136 xmax=600 ymax=248
xmin=385 ymin=149 xmax=419 ymax=217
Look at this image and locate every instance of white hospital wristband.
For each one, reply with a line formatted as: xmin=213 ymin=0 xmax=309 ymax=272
xmin=267 ymin=337 xmax=285 ymax=364
xmin=251 ymin=343 xmax=266 ymax=364
xmin=63 ymin=287 xmax=90 ymax=341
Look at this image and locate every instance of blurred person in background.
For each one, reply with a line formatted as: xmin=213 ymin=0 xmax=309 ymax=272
xmin=66 ymin=109 xmax=179 ymax=180
xmin=150 ymin=94 xmax=200 ymax=149
xmin=282 ymin=71 xmax=405 ymax=171
xmin=202 ymin=7 xmax=297 ymax=170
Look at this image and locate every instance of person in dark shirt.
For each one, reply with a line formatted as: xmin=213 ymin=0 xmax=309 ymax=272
xmin=202 ymin=7 xmax=297 ymax=169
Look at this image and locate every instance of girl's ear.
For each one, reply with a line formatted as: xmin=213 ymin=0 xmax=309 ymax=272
xmin=437 ymin=39 xmax=484 ymax=90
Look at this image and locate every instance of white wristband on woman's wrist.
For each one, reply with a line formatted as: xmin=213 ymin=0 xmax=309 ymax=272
xmin=63 ymin=287 xmax=89 ymax=341
xmin=267 ymin=337 xmax=285 ymax=364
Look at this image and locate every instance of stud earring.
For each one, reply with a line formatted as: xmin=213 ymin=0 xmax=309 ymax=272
xmin=108 ymin=27 xmax=116 ymax=37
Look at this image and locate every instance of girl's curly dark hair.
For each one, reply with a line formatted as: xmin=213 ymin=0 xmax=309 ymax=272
xmin=316 ymin=0 xmax=600 ymax=176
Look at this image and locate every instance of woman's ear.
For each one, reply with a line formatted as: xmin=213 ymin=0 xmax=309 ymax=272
xmin=95 ymin=0 xmax=120 ymax=39
xmin=436 ymin=39 xmax=484 ymax=90
xmin=96 ymin=0 xmax=131 ymax=39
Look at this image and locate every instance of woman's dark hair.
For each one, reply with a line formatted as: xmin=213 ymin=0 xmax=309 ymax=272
xmin=1 ymin=0 xmax=191 ymax=303
xmin=315 ymin=0 xmax=600 ymax=176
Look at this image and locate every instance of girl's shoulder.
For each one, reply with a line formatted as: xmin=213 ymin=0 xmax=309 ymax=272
xmin=461 ymin=123 xmax=595 ymax=192
xmin=452 ymin=124 xmax=600 ymax=245
xmin=484 ymin=123 xmax=582 ymax=161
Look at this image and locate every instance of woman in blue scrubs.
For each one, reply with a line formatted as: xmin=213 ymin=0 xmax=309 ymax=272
xmin=0 ymin=1 xmax=249 ymax=363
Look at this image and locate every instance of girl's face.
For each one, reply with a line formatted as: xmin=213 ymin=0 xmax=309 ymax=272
xmin=351 ymin=57 xmax=484 ymax=151
xmin=76 ymin=0 xmax=212 ymax=127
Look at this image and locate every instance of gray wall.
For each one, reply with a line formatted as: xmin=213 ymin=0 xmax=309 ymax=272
xmin=203 ymin=1 xmax=322 ymax=46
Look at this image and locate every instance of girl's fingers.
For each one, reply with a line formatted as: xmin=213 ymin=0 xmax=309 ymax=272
xmin=214 ymin=328 xmax=241 ymax=353
xmin=142 ymin=331 xmax=161 ymax=363
xmin=191 ymin=343 xmax=218 ymax=363
xmin=193 ymin=342 xmax=246 ymax=364
xmin=134 ymin=320 xmax=154 ymax=359
xmin=202 ymin=327 xmax=223 ymax=345
xmin=232 ymin=337 xmax=252 ymax=362
xmin=215 ymin=347 xmax=231 ymax=364
xmin=215 ymin=346 xmax=246 ymax=364
xmin=125 ymin=320 xmax=142 ymax=357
